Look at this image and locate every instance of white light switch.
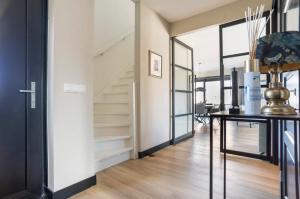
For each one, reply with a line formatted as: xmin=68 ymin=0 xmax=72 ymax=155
xmin=64 ymin=84 xmax=86 ymax=93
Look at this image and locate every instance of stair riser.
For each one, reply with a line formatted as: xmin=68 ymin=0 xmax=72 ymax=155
xmin=103 ymin=94 xmax=129 ymax=102
xmin=120 ymin=75 xmax=134 ymax=80
xmin=94 ymin=115 xmax=130 ymax=123
xmin=111 ymin=86 xmax=129 ymax=93
xmin=94 ymin=104 xmax=129 ymax=113
xmin=95 ymin=152 xmax=130 ymax=172
xmin=95 ymin=139 xmax=130 ymax=151
xmin=126 ymin=71 xmax=134 ymax=76
xmin=118 ymin=78 xmax=134 ymax=84
xmin=94 ymin=126 xmax=130 ymax=136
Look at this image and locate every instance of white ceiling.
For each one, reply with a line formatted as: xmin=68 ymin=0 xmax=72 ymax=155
xmin=140 ymin=0 xmax=239 ymax=22
xmin=178 ymin=25 xmax=220 ymax=73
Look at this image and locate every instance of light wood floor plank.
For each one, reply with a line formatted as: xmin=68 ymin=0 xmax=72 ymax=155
xmin=71 ymin=123 xmax=279 ymax=199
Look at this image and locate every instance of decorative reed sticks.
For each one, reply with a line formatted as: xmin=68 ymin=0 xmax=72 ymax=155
xmin=245 ymin=5 xmax=273 ymax=59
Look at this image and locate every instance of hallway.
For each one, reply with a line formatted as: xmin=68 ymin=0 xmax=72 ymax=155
xmin=72 ymin=122 xmax=279 ymax=199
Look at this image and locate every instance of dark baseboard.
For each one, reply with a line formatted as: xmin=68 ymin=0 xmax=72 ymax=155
xmin=171 ymin=131 xmax=194 ymax=145
xmin=45 ymin=175 xmax=96 ymax=199
xmin=138 ymin=140 xmax=171 ymax=158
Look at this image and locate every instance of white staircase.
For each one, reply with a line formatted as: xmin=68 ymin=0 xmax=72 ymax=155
xmin=94 ymin=68 xmax=136 ymax=172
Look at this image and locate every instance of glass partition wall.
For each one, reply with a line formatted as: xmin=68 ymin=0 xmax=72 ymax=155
xmin=220 ymin=15 xmax=270 ymax=110
xmin=218 ymin=12 xmax=275 ymax=156
xmin=171 ymin=38 xmax=195 ymax=144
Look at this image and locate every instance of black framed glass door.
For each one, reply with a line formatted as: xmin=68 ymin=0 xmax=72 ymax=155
xmin=172 ymin=38 xmax=195 ymax=144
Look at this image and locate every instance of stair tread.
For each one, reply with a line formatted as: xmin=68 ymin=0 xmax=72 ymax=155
xmin=94 ymin=112 xmax=130 ymax=116
xmin=94 ymin=102 xmax=128 ymax=105
xmin=95 ymin=147 xmax=133 ymax=161
xmin=95 ymin=135 xmax=131 ymax=142
xmin=112 ymin=83 xmax=129 ymax=87
xmin=120 ymin=76 xmax=134 ymax=79
xmin=104 ymin=91 xmax=128 ymax=95
xmin=95 ymin=122 xmax=130 ymax=128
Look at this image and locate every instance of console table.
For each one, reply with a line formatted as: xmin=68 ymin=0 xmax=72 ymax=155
xmin=209 ymin=111 xmax=300 ymax=199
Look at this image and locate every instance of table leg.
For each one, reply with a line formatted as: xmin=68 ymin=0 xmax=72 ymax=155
xmin=279 ymin=120 xmax=284 ymax=199
xmin=224 ymin=118 xmax=227 ymax=199
xmin=210 ymin=116 xmax=213 ymax=199
xmin=272 ymin=119 xmax=279 ymax=165
xmin=267 ymin=119 xmax=271 ymax=162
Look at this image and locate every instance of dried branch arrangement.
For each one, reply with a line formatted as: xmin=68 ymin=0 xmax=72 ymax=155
xmin=245 ymin=5 xmax=273 ymax=59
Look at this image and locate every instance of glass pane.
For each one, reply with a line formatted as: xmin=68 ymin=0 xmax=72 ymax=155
xmin=174 ymin=42 xmax=192 ymax=69
xmin=187 ymin=115 xmax=193 ymax=132
xmin=226 ymin=121 xmax=266 ymax=155
xmin=196 ymin=81 xmax=203 ymax=88
xmin=224 ymin=79 xmax=231 ymax=87
xmin=175 ymin=93 xmax=192 ymax=115
xmin=285 ymin=121 xmax=295 ymax=133
xmin=223 ymin=18 xmax=266 ymax=56
xmin=286 ymin=6 xmax=300 ymax=31
xmin=206 ymin=81 xmax=220 ymax=104
xmin=224 ymin=89 xmax=232 ymax=108
xmin=195 ymin=91 xmax=204 ymax=103
xmin=260 ymin=74 xmax=267 ymax=86
xmin=223 ymin=55 xmax=248 ymax=76
xmin=175 ymin=116 xmax=188 ymax=138
xmin=225 ymin=88 xmax=245 ymax=110
xmin=175 ymin=67 xmax=192 ymax=91
xmin=285 ymin=71 xmax=299 ymax=110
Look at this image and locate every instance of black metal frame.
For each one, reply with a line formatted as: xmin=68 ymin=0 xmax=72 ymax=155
xmin=219 ymin=11 xmax=274 ymax=111
xmin=171 ymin=38 xmax=195 ymax=144
xmin=219 ymin=118 xmax=272 ymax=161
xmin=209 ymin=112 xmax=300 ymax=199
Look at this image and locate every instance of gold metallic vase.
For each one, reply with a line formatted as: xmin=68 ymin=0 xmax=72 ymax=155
xmin=261 ymin=65 xmax=296 ymax=115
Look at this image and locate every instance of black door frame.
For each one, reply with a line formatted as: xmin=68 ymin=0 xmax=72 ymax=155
xmin=171 ymin=38 xmax=195 ymax=144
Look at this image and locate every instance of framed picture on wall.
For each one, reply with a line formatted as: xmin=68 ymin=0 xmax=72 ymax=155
xmin=149 ymin=50 xmax=162 ymax=78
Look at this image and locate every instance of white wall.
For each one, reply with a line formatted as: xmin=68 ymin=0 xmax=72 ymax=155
xmin=47 ymin=0 xmax=95 ymax=192
xmin=94 ymin=33 xmax=134 ymax=99
xmin=93 ymin=0 xmax=135 ymax=99
xmin=94 ymin=0 xmax=135 ymax=53
xmin=136 ymin=2 xmax=171 ymax=151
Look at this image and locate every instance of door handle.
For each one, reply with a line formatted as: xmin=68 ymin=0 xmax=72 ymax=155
xmin=19 ymin=89 xmax=35 ymax=93
xmin=19 ymin=82 xmax=36 ymax=109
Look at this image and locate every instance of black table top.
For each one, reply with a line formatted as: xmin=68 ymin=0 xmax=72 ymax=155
xmin=210 ymin=111 xmax=300 ymax=120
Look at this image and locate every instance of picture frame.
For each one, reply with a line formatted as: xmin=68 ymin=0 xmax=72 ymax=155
xmin=149 ymin=50 xmax=162 ymax=78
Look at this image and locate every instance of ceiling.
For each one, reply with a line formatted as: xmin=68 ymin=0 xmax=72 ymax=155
xmin=178 ymin=25 xmax=220 ymax=73
xmin=140 ymin=0 xmax=239 ymax=22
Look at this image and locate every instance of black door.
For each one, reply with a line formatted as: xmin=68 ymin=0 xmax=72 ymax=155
xmin=171 ymin=38 xmax=195 ymax=144
xmin=0 ymin=0 xmax=47 ymax=198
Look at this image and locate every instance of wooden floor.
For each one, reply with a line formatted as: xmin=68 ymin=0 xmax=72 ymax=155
xmin=71 ymin=122 xmax=279 ymax=199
